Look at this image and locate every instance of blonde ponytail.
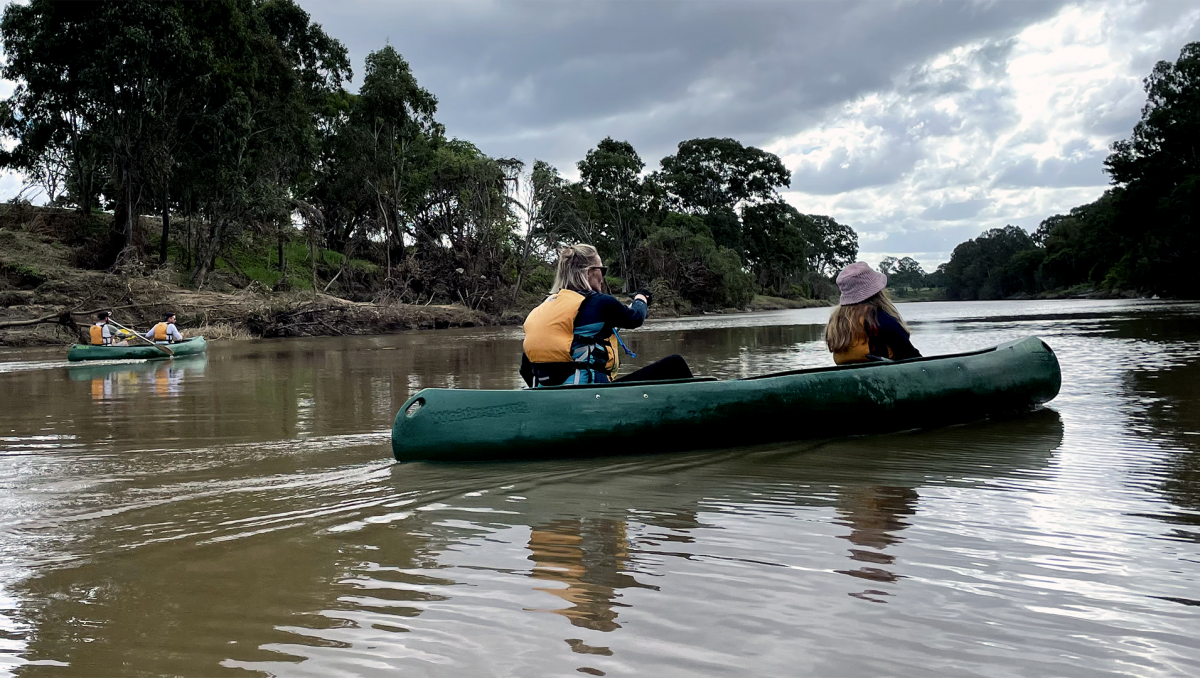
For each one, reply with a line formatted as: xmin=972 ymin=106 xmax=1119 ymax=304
xmin=551 ymin=244 xmax=600 ymax=293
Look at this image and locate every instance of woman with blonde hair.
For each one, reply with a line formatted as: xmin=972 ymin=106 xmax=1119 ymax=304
xmin=521 ymin=244 xmax=688 ymax=387
xmin=825 ymin=262 xmax=920 ymax=365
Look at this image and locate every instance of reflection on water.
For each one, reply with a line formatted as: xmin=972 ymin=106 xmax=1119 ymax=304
xmin=68 ymin=355 xmax=207 ymax=400
xmin=835 ymin=485 xmax=919 ymax=598
xmin=0 ymin=299 xmax=1199 ymax=676
xmin=1124 ymin=360 xmax=1200 ymax=543
xmin=527 ymin=518 xmax=650 ymax=635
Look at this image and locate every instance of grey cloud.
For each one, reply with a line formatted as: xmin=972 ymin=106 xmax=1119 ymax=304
xmin=992 ymin=152 xmax=1108 ymax=189
xmin=307 ymin=0 xmax=1071 ymax=169
xmin=905 ymin=38 xmax=1017 ymax=98
xmin=919 ymin=198 xmax=991 ymax=221
xmin=790 ymin=135 xmax=921 ymax=195
xmin=856 ymin=222 xmax=1008 ymax=254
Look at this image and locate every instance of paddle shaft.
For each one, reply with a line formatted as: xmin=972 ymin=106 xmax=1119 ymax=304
xmin=106 ymin=319 xmax=174 ymax=356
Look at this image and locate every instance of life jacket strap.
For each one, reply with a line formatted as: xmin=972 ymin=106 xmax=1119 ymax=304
xmin=612 ymin=329 xmax=636 ymax=358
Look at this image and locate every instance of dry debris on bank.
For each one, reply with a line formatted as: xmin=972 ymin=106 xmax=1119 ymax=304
xmin=0 ymin=225 xmax=492 ymax=347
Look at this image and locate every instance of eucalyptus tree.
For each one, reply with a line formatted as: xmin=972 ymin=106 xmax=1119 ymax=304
xmin=1 ymin=0 xmax=195 ymax=254
xmin=407 ymin=139 xmax=520 ymax=309
xmin=1 ymin=0 xmax=108 ymax=215
xmin=309 ymin=43 xmax=441 ymax=287
xmin=354 ymin=45 xmax=441 ymax=259
xmin=0 ymin=0 xmax=350 ymax=281
xmin=577 ymin=137 xmax=651 ymax=288
xmin=801 ymin=214 xmax=858 ymax=277
xmin=892 ymin=257 xmax=926 ymax=292
xmin=179 ymin=0 xmax=349 ymax=285
xmin=513 ymin=159 xmax=579 ymax=299
xmin=657 ymin=137 xmax=790 ymax=257
xmin=940 ymin=225 xmax=1039 ymax=300
xmin=741 ymin=201 xmax=810 ymax=294
xmin=658 ymin=137 xmax=791 ymax=215
xmin=1104 ymin=41 xmax=1200 ymax=295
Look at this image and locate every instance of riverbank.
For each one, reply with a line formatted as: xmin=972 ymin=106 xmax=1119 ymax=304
xmin=0 ymin=224 xmax=832 ymax=347
xmin=0 ymin=224 xmax=496 ymax=347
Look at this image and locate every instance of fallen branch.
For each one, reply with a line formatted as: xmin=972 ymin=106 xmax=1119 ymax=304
xmin=317 ymin=318 xmax=345 ymax=335
xmin=0 ymin=304 xmax=140 ymax=329
xmin=322 ymin=268 xmax=343 ymax=293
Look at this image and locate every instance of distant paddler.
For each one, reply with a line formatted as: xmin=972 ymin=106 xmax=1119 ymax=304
xmin=144 ymin=312 xmax=184 ymax=345
xmin=89 ymin=311 xmax=130 ymax=346
xmin=105 ymin=315 xmax=174 ymax=356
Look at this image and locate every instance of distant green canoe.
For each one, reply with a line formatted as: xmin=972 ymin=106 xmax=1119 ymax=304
xmin=391 ymin=336 xmax=1062 ymax=463
xmin=66 ymin=336 xmax=207 ymax=362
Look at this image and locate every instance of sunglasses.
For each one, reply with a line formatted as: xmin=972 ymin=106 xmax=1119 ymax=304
xmin=588 ymin=266 xmax=608 ymax=275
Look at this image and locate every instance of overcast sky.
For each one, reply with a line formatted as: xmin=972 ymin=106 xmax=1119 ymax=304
xmin=3 ymin=0 xmax=1199 ymax=271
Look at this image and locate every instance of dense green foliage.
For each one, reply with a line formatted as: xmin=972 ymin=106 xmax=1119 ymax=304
xmin=634 ymin=213 xmax=754 ymax=309
xmin=0 ymin=0 xmax=351 ymax=286
xmin=517 ymin=135 xmax=858 ymax=307
xmin=939 ymin=42 xmax=1200 ymax=300
xmin=0 ymin=0 xmax=859 ymax=311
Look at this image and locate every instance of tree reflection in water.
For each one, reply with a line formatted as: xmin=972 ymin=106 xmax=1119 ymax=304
xmin=1124 ymin=359 xmax=1200 ymax=542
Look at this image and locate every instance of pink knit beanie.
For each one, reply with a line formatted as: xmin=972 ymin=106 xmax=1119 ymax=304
xmin=836 ymin=262 xmax=888 ymax=305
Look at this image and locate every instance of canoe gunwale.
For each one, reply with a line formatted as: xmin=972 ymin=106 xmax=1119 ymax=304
xmin=462 ymin=343 xmax=1014 ymax=393
xmin=738 ymin=344 xmax=1006 ymax=380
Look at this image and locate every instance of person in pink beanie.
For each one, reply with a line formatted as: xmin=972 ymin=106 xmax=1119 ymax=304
xmin=825 ymin=261 xmax=920 ymax=365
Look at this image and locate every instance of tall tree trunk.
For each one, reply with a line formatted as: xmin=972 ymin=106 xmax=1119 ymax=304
xmin=513 ymin=224 xmax=536 ymax=303
xmin=277 ymin=219 xmax=286 ymax=274
xmin=190 ymin=212 xmax=221 ymax=287
xmin=158 ymin=184 xmax=170 ymax=265
xmin=310 ymin=239 xmax=318 ymax=294
xmin=124 ymin=183 xmax=134 ymax=249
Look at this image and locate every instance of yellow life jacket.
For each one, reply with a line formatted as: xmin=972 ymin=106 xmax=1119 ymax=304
xmin=833 ymin=337 xmax=893 ymax=365
xmin=523 ymin=289 xmax=621 ymax=378
xmin=89 ymin=324 xmax=107 ymax=346
xmin=152 ymin=322 xmax=169 ymax=341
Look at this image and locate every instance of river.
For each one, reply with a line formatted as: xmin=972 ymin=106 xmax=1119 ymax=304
xmin=0 ymin=299 xmax=1197 ymax=677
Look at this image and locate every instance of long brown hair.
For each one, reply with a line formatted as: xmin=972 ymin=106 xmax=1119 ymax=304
xmin=825 ymin=290 xmax=908 ymax=352
xmin=551 ymin=244 xmax=600 ymax=293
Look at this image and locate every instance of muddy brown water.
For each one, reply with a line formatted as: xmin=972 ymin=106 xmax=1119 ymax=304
xmin=1 ymin=299 xmax=1198 ymax=677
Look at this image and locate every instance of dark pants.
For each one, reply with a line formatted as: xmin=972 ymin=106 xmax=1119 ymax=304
xmin=615 ymin=354 xmax=693 ymax=383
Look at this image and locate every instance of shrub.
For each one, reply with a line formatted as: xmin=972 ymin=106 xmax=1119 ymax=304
xmin=634 ymin=224 xmax=754 ymax=310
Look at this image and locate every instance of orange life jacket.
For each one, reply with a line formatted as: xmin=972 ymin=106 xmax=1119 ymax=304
xmin=89 ymin=324 xmax=108 ymax=346
xmin=833 ymin=337 xmax=894 ymax=365
xmin=523 ymin=289 xmax=621 ymax=378
xmin=152 ymin=322 xmax=169 ymax=341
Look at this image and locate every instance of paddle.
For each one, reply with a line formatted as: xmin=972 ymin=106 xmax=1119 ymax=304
xmin=107 ymin=319 xmax=174 ymax=357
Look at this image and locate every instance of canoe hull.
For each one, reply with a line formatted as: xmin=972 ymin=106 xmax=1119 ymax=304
xmin=67 ymin=336 xmax=208 ymax=362
xmin=391 ymin=336 xmax=1062 ymax=463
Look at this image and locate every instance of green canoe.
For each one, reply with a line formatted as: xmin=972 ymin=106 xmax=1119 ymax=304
xmin=391 ymin=336 xmax=1062 ymax=463
xmin=66 ymin=336 xmax=207 ymax=362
